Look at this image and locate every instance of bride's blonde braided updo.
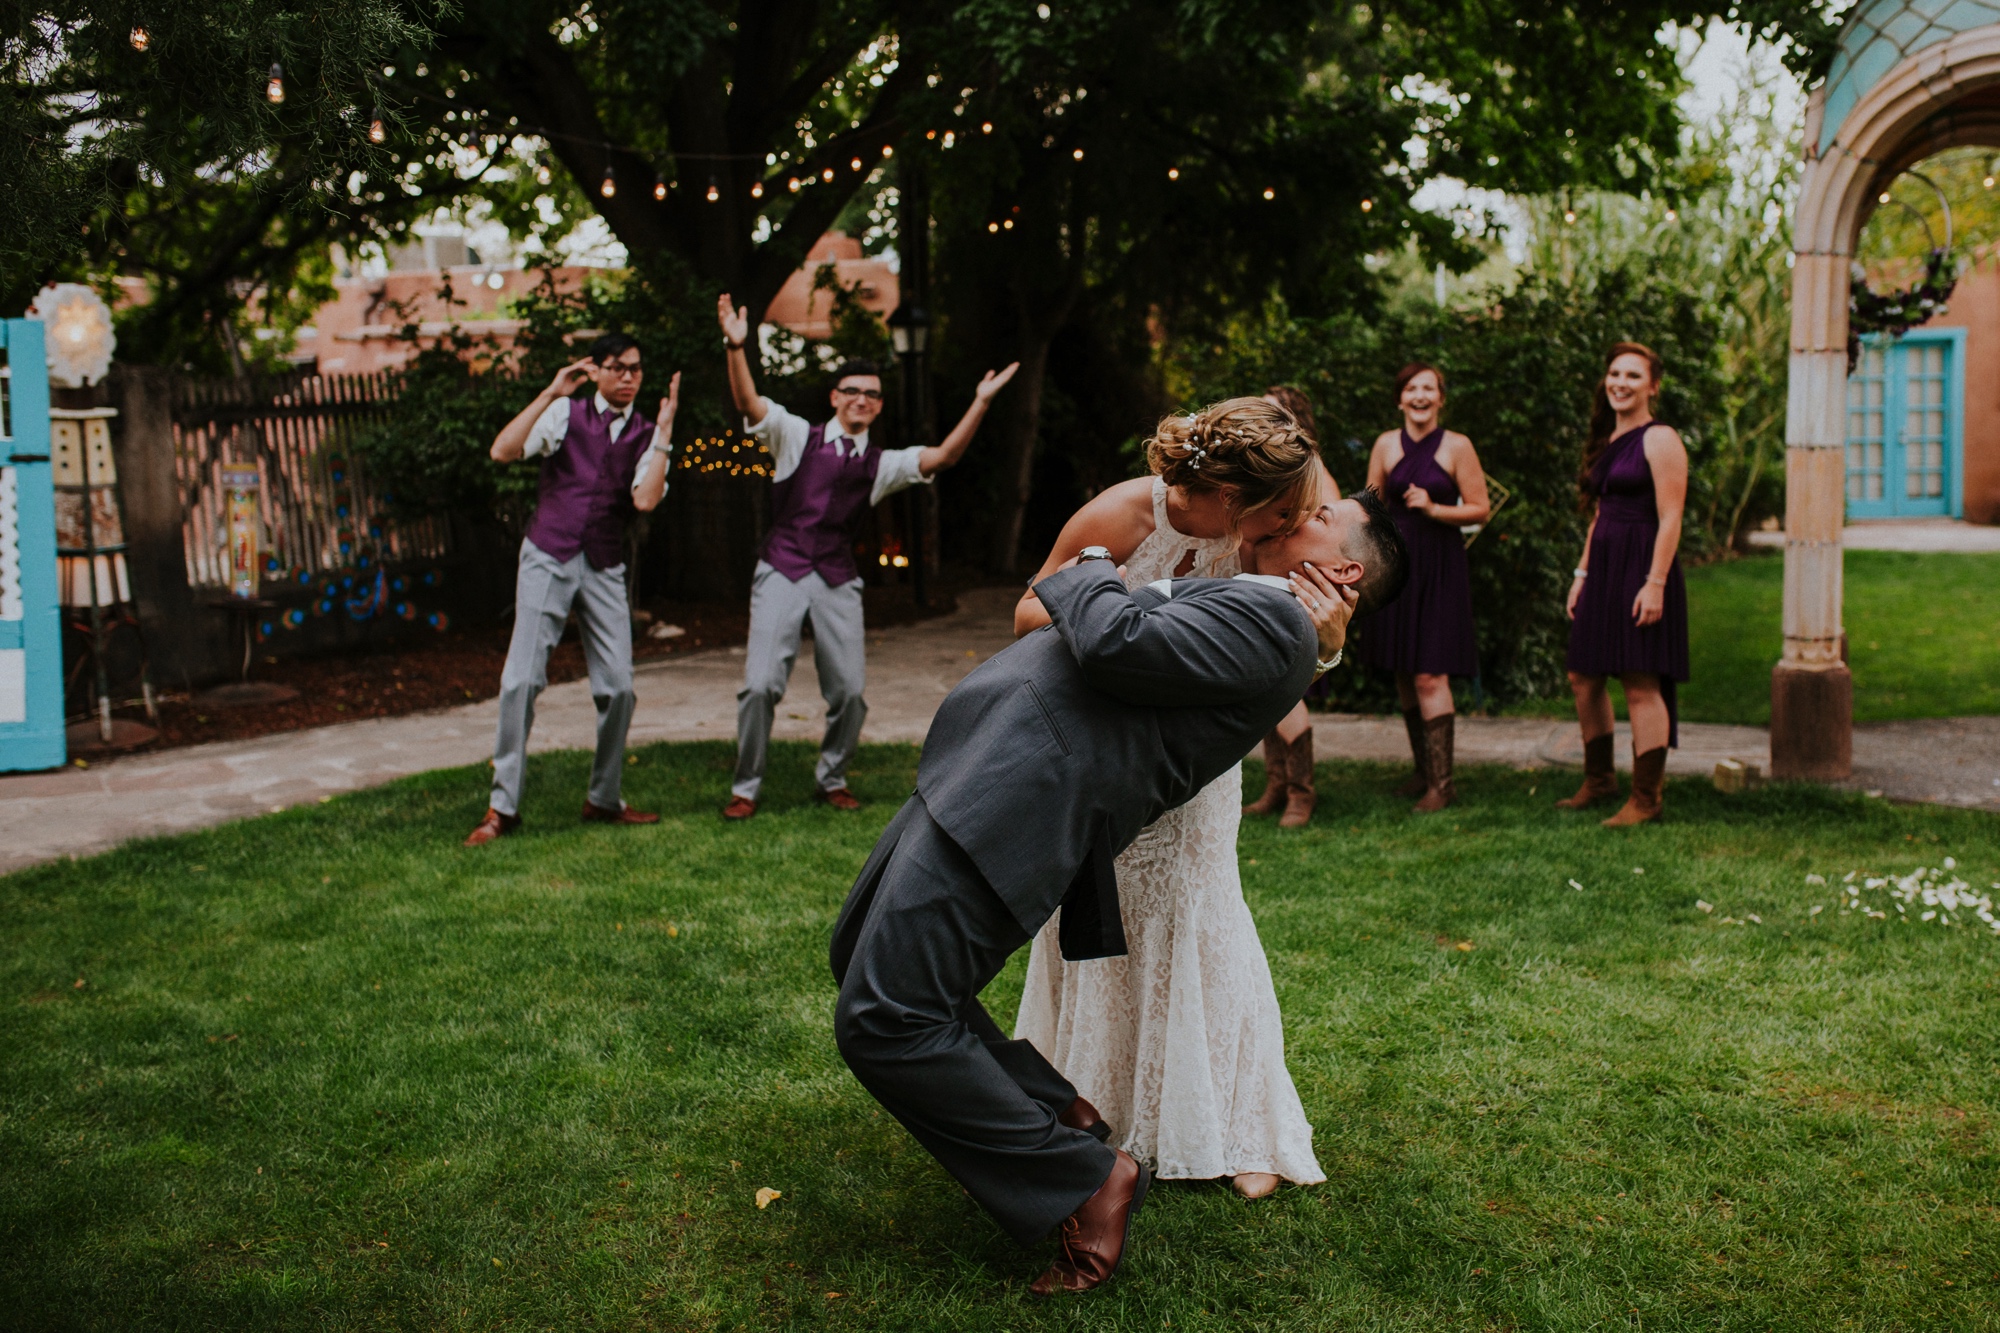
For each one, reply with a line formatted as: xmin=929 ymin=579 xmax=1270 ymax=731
xmin=1146 ymin=396 xmax=1321 ymax=533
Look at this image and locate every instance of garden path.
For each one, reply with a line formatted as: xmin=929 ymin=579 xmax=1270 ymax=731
xmin=1 ymin=587 xmax=1994 ymax=874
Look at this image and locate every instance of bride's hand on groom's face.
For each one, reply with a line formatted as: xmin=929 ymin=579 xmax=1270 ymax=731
xmin=1289 ymin=562 xmax=1358 ymax=659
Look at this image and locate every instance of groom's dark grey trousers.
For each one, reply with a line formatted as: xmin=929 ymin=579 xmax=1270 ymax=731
xmin=831 ymin=796 xmax=1115 ymax=1243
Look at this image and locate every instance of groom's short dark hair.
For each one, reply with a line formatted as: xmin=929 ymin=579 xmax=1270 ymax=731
xmin=1348 ymin=486 xmax=1408 ymax=616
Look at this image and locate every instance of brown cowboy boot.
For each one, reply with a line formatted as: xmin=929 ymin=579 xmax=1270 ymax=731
xmin=1555 ymin=734 xmax=1620 ymax=810
xmin=1394 ymin=707 xmax=1429 ymax=797
xmin=1279 ymin=730 xmax=1317 ymax=828
xmin=1243 ymin=731 xmax=1288 ymax=816
xmin=1412 ymin=714 xmax=1457 ymax=813
xmin=1603 ymin=747 xmax=1667 ymax=826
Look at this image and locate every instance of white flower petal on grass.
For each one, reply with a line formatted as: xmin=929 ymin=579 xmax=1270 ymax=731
xmin=1568 ymin=879 xmax=1584 ymax=892
xmin=1921 ymin=911 xmax=1937 ymax=922
xmin=1747 ymin=914 xmax=1762 ymax=924
xmin=1695 ymin=900 xmax=1713 ymax=914
xmin=1844 ymin=871 xmax=1857 ymax=883
xmin=1806 ymin=873 xmax=1826 ymax=885
xmin=1810 ymin=904 xmax=1824 ymax=916
xmin=1632 ymin=867 xmax=1646 ymax=876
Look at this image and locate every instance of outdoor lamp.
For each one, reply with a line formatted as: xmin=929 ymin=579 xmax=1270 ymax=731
xmin=129 ymin=26 xmax=149 ymax=50
xmin=266 ymin=63 xmax=285 ymax=104
xmin=601 ymin=165 xmax=616 ymax=198
xmin=887 ymin=303 xmax=930 ymax=357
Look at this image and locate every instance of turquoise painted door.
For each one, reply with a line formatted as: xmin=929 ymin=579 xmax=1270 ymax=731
xmin=0 ymin=319 xmax=65 ymax=772
xmin=1846 ymin=329 xmax=1964 ymax=519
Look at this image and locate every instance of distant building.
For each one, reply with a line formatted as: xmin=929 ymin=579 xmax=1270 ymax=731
xmin=761 ymin=232 xmax=898 ymax=341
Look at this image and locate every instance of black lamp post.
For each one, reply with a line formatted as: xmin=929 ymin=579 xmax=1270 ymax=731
xmin=886 ymin=299 xmax=933 ymax=607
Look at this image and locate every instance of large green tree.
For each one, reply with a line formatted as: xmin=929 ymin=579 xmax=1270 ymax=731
xmin=0 ymin=0 xmax=427 ymax=314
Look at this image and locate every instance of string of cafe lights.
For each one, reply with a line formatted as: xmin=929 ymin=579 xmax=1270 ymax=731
xmin=120 ymin=33 xmax=1334 ymax=227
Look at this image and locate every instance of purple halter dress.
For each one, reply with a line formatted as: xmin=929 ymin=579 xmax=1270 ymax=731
xmin=1355 ymin=427 xmax=1479 ymax=677
xmin=1565 ymin=422 xmax=1689 ymax=746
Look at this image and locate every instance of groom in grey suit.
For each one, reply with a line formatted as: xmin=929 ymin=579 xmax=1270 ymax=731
xmin=830 ymin=490 xmax=1407 ymax=1294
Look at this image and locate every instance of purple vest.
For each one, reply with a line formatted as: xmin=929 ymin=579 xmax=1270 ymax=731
xmin=524 ymin=396 xmax=654 ymax=570
xmin=761 ymin=422 xmax=882 ymax=585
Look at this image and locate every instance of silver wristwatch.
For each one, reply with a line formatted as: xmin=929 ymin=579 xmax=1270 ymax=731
xmin=1077 ymin=545 xmax=1114 ymax=563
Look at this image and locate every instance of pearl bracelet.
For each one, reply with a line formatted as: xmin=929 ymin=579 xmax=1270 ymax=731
xmin=1645 ymin=574 xmax=1667 ymax=586
xmin=1315 ymin=649 xmax=1343 ymax=675
xmin=1572 ymin=567 xmax=1588 ymax=579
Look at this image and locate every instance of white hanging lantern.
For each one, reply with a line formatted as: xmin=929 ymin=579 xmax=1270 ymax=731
xmin=28 ymin=284 xmax=117 ymax=388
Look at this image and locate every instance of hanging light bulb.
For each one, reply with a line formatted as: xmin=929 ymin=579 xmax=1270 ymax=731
xmin=981 ymin=121 xmax=993 ymax=134
xmin=1664 ymin=207 xmax=1678 ymax=223
xmin=1360 ymin=197 xmax=1373 ymax=212
xmin=821 ymin=167 xmax=834 ymax=182
xmin=1878 ymin=191 xmax=1891 ymax=204
xmin=129 ymin=26 xmax=150 ymax=51
xmin=750 ymin=181 xmax=764 ymax=198
xmin=654 ymin=175 xmax=668 ymax=201
xmin=1262 ymin=187 xmax=1275 ymax=200
xmin=1072 ymin=148 xmax=1084 ymax=161
xmin=1563 ymin=208 xmax=1577 ymax=224
xmin=368 ymin=107 xmax=386 ymax=144
xmin=987 ymin=221 xmax=999 ymax=233
xmin=1167 ymin=167 xmax=1179 ymax=180
xmin=705 ymin=177 xmax=720 ymax=202
xmin=787 ymin=177 xmax=800 ymax=192
xmin=536 ymin=164 xmax=551 ymax=185
xmin=266 ymin=63 xmax=285 ymax=105
xmin=1986 ymin=175 xmax=1996 ymax=190
xmin=600 ymin=164 xmax=616 ymax=199
xmin=881 ymin=144 xmax=893 ymax=158
xmin=850 ymin=156 xmax=863 ymax=172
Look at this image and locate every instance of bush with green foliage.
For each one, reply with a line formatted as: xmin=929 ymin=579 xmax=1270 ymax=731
xmin=1170 ymin=268 xmax=1725 ymax=708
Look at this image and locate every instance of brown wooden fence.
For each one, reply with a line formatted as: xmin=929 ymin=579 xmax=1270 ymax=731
xmin=171 ymin=374 xmax=450 ymax=591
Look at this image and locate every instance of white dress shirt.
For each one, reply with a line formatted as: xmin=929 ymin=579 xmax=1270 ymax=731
xmin=744 ymin=400 xmax=932 ymax=506
xmin=524 ymin=391 xmax=668 ymax=497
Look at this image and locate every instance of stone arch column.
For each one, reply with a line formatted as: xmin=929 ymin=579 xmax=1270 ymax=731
xmin=1777 ymin=27 xmax=2000 ymax=780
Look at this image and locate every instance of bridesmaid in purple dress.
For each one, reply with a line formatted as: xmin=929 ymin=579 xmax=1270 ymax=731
xmin=1559 ymin=342 xmax=1690 ymax=826
xmin=1358 ymin=364 xmax=1490 ymax=812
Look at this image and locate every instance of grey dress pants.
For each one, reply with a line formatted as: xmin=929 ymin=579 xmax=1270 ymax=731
xmin=732 ymin=561 xmax=868 ymax=801
xmin=831 ymin=796 xmax=1115 ymax=1244
xmin=489 ymin=539 xmax=635 ymax=816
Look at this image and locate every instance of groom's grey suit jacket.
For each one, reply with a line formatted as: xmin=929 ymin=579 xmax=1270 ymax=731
xmin=912 ymin=562 xmax=1316 ymax=960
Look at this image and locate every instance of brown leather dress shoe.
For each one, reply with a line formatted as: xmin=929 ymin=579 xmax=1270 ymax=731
xmin=1059 ymin=1095 xmax=1113 ymax=1143
xmin=1029 ymin=1149 xmax=1150 ymax=1296
xmin=581 ymin=801 xmax=660 ymax=825
xmin=813 ymin=787 xmax=863 ymax=811
xmin=463 ymin=808 xmax=521 ymax=847
xmin=721 ymin=796 xmax=757 ymax=820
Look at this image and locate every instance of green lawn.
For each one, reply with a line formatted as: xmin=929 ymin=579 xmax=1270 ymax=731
xmin=1505 ymin=550 xmax=2000 ymax=725
xmin=6 ymin=741 xmax=2000 ymax=1330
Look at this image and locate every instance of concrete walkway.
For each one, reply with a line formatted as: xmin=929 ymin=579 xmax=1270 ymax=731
xmin=2 ymin=586 xmax=1995 ymax=875
xmin=1747 ymin=518 xmax=2000 ymax=553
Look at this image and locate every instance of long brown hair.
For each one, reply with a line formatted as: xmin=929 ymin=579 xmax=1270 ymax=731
xmin=1581 ymin=342 xmax=1663 ymax=504
xmin=1147 ymin=396 xmax=1321 ymax=535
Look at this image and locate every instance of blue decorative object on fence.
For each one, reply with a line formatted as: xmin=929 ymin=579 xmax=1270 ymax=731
xmin=0 ymin=319 xmax=66 ymax=772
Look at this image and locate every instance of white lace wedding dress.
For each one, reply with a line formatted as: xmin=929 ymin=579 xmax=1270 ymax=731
xmin=1014 ymin=478 xmax=1325 ymax=1185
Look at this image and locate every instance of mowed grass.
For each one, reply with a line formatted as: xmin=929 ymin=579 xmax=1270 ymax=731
xmin=1504 ymin=549 xmax=2000 ymax=725
xmin=5 ymin=741 xmax=2000 ymax=1331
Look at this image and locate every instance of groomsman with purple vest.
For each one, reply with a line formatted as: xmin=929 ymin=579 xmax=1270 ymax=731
xmin=716 ymin=294 xmax=1017 ymax=819
xmin=464 ymin=334 xmax=680 ymax=847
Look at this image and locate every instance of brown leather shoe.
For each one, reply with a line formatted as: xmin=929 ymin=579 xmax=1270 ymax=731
xmin=1059 ymin=1095 xmax=1113 ymax=1143
xmin=581 ymin=801 xmax=660 ymax=825
xmin=1394 ymin=707 xmax=1429 ymax=797
xmin=1278 ymin=731 xmax=1316 ymax=829
xmin=721 ymin=795 xmax=757 ymax=820
xmin=463 ymin=808 xmax=521 ymax=847
xmin=1556 ymin=734 xmax=1620 ymax=809
xmin=1030 ymin=1149 xmax=1150 ymax=1295
xmin=1243 ymin=731 xmax=1288 ymax=816
xmin=1602 ymin=747 xmax=1667 ymax=827
xmin=814 ymin=786 xmax=863 ymax=811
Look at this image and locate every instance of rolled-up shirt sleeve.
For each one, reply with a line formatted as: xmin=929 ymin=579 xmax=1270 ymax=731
xmin=522 ymin=398 xmax=572 ymax=458
xmin=745 ymin=401 xmax=812 ymax=482
xmin=870 ymin=446 xmax=933 ymax=505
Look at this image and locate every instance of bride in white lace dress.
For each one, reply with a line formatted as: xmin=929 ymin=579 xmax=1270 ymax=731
xmin=1010 ymin=398 xmax=1331 ymax=1198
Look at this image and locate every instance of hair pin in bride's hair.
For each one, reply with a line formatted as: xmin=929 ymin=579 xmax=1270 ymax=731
xmin=1188 ymin=444 xmax=1207 ymax=470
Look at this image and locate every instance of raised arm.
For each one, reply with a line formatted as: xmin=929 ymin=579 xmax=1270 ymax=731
xmin=1013 ymin=478 xmax=1157 ymax=636
xmin=920 ymin=363 xmax=1018 ymax=476
xmin=717 ymin=293 xmax=767 ymax=427
xmin=1032 ymin=562 xmax=1311 ymax=707
xmin=492 ymin=358 xmax=594 ymax=462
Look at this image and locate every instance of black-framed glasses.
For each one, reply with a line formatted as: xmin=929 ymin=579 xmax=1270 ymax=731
xmin=599 ymin=360 xmax=644 ymax=379
xmin=834 ymin=386 xmax=883 ymax=400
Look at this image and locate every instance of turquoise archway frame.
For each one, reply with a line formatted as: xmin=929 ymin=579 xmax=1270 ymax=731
xmin=0 ymin=319 xmax=66 ymax=772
